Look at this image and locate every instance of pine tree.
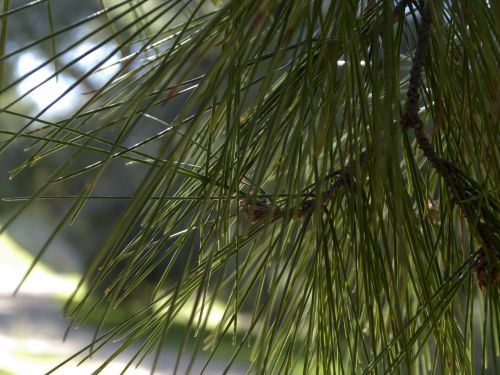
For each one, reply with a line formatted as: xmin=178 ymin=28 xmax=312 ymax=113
xmin=1 ymin=0 xmax=498 ymax=373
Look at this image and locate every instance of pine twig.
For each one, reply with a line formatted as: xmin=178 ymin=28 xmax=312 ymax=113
xmin=400 ymin=1 xmax=499 ymax=289
xmin=239 ymin=149 xmax=371 ymax=223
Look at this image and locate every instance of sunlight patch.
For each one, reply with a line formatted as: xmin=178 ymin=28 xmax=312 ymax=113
xmin=15 ymin=52 xmax=79 ymax=116
xmin=0 ymin=232 xmax=83 ymax=299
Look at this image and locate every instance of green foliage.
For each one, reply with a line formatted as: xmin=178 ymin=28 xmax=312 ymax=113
xmin=1 ymin=0 xmax=499 ymax=373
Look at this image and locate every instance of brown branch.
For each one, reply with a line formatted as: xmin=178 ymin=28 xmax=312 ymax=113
xmin=400 ymin=1 xmax=499 ymax=289
xmin=400 ymin=2 xmax=432 ymax=130
xmin=239 ymin=149 xmax=371 ymax=223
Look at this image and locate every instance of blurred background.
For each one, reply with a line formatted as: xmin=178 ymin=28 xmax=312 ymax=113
xmin=0 ymin=1 xmax=245 ymax=373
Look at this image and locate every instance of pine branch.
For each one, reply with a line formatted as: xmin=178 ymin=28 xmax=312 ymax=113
xmin=239 ymin=148 xmax=371 ymax=222
xmin=401 ymin=1 xmax=499 ymax=289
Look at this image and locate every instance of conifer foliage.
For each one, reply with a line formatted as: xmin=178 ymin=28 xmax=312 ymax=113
xmin=1 ymin=0 xmax=498 ymax=373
